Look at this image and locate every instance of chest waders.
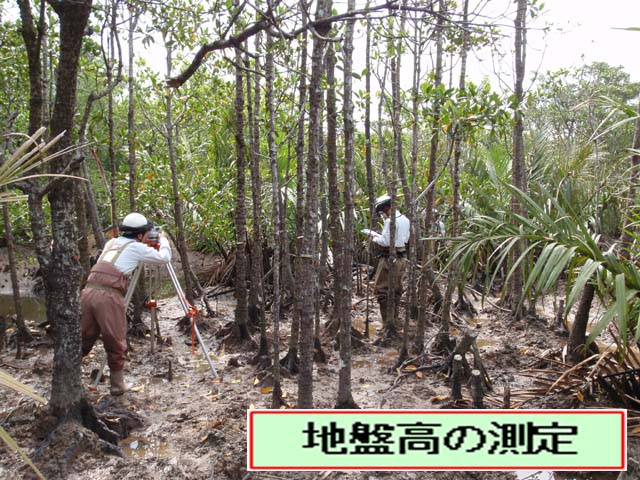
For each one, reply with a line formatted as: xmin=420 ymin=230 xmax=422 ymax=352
xmin=80 ymin=240 xmax=135 ymax=394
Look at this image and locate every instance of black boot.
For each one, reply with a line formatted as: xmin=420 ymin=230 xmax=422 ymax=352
xmin=378 ymin=299 xmax=388 ymax=328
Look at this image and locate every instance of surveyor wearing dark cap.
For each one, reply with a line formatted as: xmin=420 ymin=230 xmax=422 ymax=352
xmin=363 ymin=195 xmax=410 ymax=334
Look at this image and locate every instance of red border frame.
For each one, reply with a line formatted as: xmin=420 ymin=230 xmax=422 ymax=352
xmin=247 ymin=409 xmax=626 ymax=471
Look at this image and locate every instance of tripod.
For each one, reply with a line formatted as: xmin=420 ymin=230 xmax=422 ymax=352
xmin=91 ymin=262 xmax=218 ymax=390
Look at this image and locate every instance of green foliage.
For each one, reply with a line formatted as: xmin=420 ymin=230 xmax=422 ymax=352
xmin=530 ymin=62 xmax=640 ymax=158
xmin=122 ymin=64 xmax=237 ymax=253
xmin=448 ymin=182 xmax=640 ymax=353
xmin=527 ymin=62 xmax=638 ymax=239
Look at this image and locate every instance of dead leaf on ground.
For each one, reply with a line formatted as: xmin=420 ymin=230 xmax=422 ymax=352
xmin=430 ymin=395 xmax=449 ymax=403
xmin=211 ymin=419 xmax=224 ymax=429
xmin=260 ymin=387 xmax=274 ymax=394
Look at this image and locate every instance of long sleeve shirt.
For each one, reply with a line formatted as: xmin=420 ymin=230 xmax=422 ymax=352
xmin=99 ymin=236 xmax=172 ymax=275
xmin=373 ymin=211 xmax=410 ymax=249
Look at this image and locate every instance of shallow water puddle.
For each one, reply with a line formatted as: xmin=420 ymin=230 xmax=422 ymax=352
xmin=352 ymin=316 xmax=378 ymax=337
xmin=376 ymin=350 xmax=400 ymax=366
xmin=516 ymin=471 xmax=620 ymax=480
xmin=476 ymin=338 xmax=498 ymax=348
xmin=352 ymin=358 xmax=373 ymax=369
xmin=516 ymin=472 xmax=553 ymax=480
xmin=121 ymin=436 xmax=171 ymax=459
xmin=0 ymin=294 xmax=46 ymax=322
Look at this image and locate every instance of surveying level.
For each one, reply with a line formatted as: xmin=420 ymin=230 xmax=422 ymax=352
xmin=143 ymin=226 xmax=163 ymax=250
xmin=91 ymin=258 xmax=219 ymax=390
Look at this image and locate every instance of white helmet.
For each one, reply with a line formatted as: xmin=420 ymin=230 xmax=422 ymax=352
xmin=375 ymin=194 xmax=391 ymax=213
xmin=120 ymin=212 xmax=152 ymax=234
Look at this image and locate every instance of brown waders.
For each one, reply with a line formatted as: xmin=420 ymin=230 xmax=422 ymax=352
xmin=373 ymin=251 xmax=408 ymax=332
xmin=81 ymin=240 xmax=133 ymax=394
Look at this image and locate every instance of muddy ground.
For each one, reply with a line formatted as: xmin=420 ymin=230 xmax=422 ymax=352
xmin=0 ymin=257 xmax=637 ymax=480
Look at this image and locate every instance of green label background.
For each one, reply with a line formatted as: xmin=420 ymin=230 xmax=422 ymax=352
xmin=249 ymin=411 xmax=624 ymax=469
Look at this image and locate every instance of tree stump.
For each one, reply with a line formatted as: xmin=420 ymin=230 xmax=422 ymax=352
xmin=451 ymin=354 xmax=463 ymax=401
xmin=503 ymin=382 xmax=511 ymax=409
xmin=470 ymin=369 xmax=484 ymax=409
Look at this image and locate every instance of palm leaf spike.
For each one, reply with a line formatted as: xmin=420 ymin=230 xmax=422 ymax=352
xmin=524 ymin=243 xmax=555 ymax=296
xmin=0 ymin=368 xmax=47 ymax=479
xmin=0 ymin=129 xmax=65 ymax=186
xmin=0 ymin=193 xmax=28 ymax=202
xmin=0 ymin=369 xmax=47 ymax=404
xmin=633 ymin=308 xmax=640 ymax=344
xmin=2 ymin=127 xmax=47 ymax=166
xmin=565 ymin=260 xmax=603 ymax=314
xmin=587 ymin=307 xmax=619 ymax=347
xmin=0 ymin=128 xmax=54 ymax=179
xmin=506 ymin=240 xmax=543 ymax=297
xmin=0 ymin=426 xmax=46 ymax=480
xmin=539 ymin=246 xmax=577 ymax=293
xmin=7 ymin=140 xmax=78 ymax=180
xmin=615 ymin=274 xmax=629 ymax=359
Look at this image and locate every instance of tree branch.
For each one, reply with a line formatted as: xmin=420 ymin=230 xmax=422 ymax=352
xmin=168 ymin=1 xmax=452 ymax=88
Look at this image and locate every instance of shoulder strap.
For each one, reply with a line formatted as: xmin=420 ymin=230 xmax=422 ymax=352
xmin=98 ymin=239 xmax=136 ymax=264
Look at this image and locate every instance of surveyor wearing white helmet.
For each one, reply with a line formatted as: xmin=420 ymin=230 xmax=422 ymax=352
xmin=80 ymin=212 xmax=172 ymax=395
xmin=363 ymin=194 xmax=410 ymax=336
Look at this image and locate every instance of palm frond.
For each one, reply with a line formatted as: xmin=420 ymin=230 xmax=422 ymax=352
xmin=0 ymin=368 xmax=47 ymax=479
xmin=0 ymin=426 xmax=46 ymax=480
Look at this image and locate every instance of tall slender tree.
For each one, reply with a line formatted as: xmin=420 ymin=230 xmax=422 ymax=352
xmin=364 ymin=4 xmax=375 ymax=218
xmin=281 ymin=30 xmax=308 ymax=375
xmin=400 ymin=10 xmax=425 ymax=362
xmin=441 ymin=0 xmax=470 ymax=325
xmin=164 ymin=39 xmax=196 ymax=306
xmin=265 ymin=33 xmax=284 ymax=407
xmin=127 ymin=4 xmax=140 ymax=212
xmin=297 ymin=0 xmax=332 ymax=409
xmin=46 ymin=0 xmax=93 ymax=421
xmin=247 ymin=38 xmax=267 ymax=360
xmin=105 ymin=0 xmax=120 ymax=229
xmin=510 ymin=0 xmax=528 ymax=320
xmin=325 ymin=42 xmax=342 ymax=338
xmin=335 ymin=0 xmax=358 ymax=409
xmin=17 ymin=0 xmax=52 ymax=288
xmin=232 ymin=30 xmax=250 ymax=340
xmin=415 ymin=0 xmax=446 ymax=355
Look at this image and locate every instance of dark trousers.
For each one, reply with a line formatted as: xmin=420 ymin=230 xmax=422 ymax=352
xmin=373 ymin=256 xmax=408 ymax=326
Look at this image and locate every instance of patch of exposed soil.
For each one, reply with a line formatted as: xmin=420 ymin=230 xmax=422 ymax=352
xmin=0 ymin=272 xmax=635 ymax=479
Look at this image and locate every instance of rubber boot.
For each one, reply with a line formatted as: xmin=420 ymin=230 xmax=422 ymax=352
xmin=110 ymin=370 xmax=133 ymax=396
xmin=378 ymin=299 xmax=388 ymax=328
xmin=394 ymin=294 xmax=402 ymax=327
